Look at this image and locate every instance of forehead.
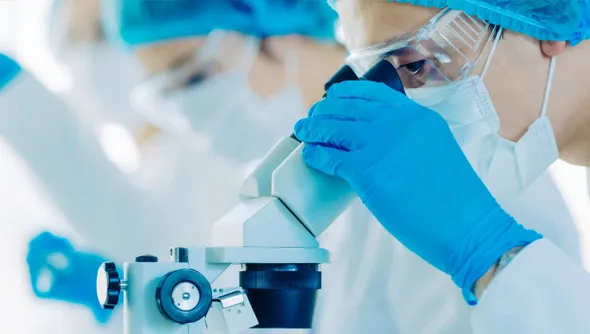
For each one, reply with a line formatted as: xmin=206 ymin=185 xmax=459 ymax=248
xmin=336 ymin=0 xmax=439 ymax=50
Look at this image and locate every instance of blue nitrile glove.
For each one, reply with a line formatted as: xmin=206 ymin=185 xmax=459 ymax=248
xmin=0 ymin=54 xmax=21 ymax=90
xmin=26 ymin=232 xmax=116 ymax=324
xmin=294 ymin=81 xmax=542 ymax=304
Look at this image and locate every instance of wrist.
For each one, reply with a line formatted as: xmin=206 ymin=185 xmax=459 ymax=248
xmin=473 ymin=262 xmax=498 ymax=299
xmin=451 ymin=207 xmax=542 ymax=305
xmin=473 ymin=246 xmax=525 ymax=299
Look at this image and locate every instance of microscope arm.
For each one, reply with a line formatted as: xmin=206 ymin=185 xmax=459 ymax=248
xmin=209 ymin=133 xmax=354 ymax=255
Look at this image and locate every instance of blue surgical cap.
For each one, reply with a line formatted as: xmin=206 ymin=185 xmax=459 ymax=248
xmin=328 ymin=0 xmax=590 ymax=45
xmin=229 ymin=0 xmax=338 ymax=40
xmin=102 ymin=0 xmax=338 ymax=48
xmin=101 ymin=0 xmax=241 ymax=47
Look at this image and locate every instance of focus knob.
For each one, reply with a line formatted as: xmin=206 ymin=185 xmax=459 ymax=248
xmin=96 ymin=262 xmax=121 ymax=309
xmin=156 ymin=269 xmax=213 ymax=324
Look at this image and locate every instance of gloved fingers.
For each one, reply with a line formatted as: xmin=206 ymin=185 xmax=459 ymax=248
xmin=308 ymin=98 xmax=387 ymax=121
xmin=326 ymin=80 xmax=411 ymax=108
xmin=302 ymin=144 xmax=350 ymax=177
xmin=294 ymin=117 xmax=371 ymax=151
xmin=28 ymin=232 xmax=73 ymax=254
xmin=27 ymin=232 xmax=73 ymax=273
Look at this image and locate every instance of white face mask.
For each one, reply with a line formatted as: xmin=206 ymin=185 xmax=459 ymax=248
xmin=44 ymin=5 xmax=145 ymax=126
xmin=132 ymin=30 xmax=305 ymax=165
xmin=406 ymin=30 xmax=559 ymax=198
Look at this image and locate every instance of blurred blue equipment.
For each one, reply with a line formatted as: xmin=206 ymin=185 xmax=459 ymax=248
xmin=102 ymin=0 xmax=338 ymax=47
xmin=328 ymin=0 xmax=590 ymax=45
xmin=0 ymin=54 xmax=21 ymax=90
xmin=294 ymin=80 xmax=542 ymax=304
xmin=26 ymin=232 xmax=117 ymax=324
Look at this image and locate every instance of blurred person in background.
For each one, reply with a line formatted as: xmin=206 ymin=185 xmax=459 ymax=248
xmin=3 ymin=0 xmax=343 ymax=333
xmin=0 ymin=52 xmax=124 ymax=334
xmin=0 ymin=1 xmax=187 ymax=333
xmin=102 ymin=0 xmax=345 ymax=166
xmin=99 ymin=0 xmax=346 ymax=281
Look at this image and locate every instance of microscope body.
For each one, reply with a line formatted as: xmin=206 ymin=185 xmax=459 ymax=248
xmin=121 ymin=249 xmax=255 ymax=334
xmin=97 ymin=60 xmax=405 ymax=334
xmin=99 ymin=135 xmax=355 ymax=334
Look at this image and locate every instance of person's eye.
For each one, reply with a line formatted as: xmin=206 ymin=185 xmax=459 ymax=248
xmin=402 ymin=59 xmax=427 ymax=75
xmin=187 ymin=71 xmax=208 ymax=85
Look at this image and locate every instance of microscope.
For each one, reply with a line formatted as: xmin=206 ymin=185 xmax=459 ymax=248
xmin=96 ymin=60 xmax=405 ymax=334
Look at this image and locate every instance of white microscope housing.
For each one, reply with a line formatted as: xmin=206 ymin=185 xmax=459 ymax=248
xmin=96 ymin=135 xmax=356 ymax=334
xmin=95 ymin=61 xmax=402 ymax=334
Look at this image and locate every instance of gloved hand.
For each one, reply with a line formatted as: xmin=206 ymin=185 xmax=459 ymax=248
xmin=26 ymin=232 xmax=115 ymax=324
xmin=0 ymin=54 xmax=21 ymax=90
xmin=294 ymin=81 xmax=542 ymax=304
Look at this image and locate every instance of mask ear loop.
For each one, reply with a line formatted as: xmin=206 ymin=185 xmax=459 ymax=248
xmin=480 ymin=26 xmax=556 ymax=119
xmin=233 ymin=34 xmax=260 ymax=75
xmin=195 ymin=29 xmax=226 ymax=62
xmin=540 ymin=57 xmax=556 ymax=118
xmin=481 ymin=27 xmax=503 ymax=79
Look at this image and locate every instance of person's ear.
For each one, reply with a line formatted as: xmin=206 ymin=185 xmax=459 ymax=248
xmin=540 ymin=41 xmax=567 ymax=57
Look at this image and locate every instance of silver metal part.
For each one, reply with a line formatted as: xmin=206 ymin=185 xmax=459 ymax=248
xmin=218 ymin=291 xmax=244 ymax=309
xmin=213 ymin=288 xmax=246 ymax=308
xmin=207 ymin=288 xmax=258 ymax=334
xmin=172 ymin=247 xmax=189 ymax=263
xmin=171 ymin=282 xmax=200 ymax=311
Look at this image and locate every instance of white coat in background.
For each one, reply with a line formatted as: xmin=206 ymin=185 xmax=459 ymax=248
xmin=0 ymin=72 xmax=178 ymax=261
xmin=0 ymin=72 xmax=131 ymax=333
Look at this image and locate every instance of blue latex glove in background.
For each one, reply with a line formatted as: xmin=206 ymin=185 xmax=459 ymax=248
xmin=26 ymin=232 xmax=115 ymax=324
xmin=294 ymin=81 xmax=542 ymax=304
xmin=0 ymin=54 xmax=21 ymax=90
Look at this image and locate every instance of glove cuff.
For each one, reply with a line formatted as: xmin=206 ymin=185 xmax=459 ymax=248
xmin=449 ymin=206 xmax=542 ymax=305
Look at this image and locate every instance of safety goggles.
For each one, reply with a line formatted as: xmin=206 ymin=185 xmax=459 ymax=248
xmin=346 ymin=8 xmax=499 ymax=88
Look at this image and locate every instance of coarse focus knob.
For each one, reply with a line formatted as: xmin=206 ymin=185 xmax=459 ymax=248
xmin=156 ymin=269 xmax=213 ymax=324
xmin=96 ymin=262 xmax=121 ymax=309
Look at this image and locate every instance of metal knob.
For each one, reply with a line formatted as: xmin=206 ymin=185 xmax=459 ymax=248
xmin=156 ymin=269 xmax=213 ymax=324
xmin=96 ymin=262 xmax=122 ymax=309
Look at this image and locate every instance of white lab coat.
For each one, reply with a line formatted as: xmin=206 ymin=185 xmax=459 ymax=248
xmin=315 ymin=166 xmax=582 ymax=334
xmin=0 ymin=64 xmax=250 ymax=333
xmin=0 ymin=73 xmax=130 ymax=333
xmin=0 ymin=72 xmax=175 ymax=260
xmin=472 ymin=238 xmax=590 ymax=333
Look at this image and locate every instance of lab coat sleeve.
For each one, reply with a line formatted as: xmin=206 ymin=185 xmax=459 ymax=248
xmin=0 ymin=74 xmax=164 ymax=259
xmin=471 ymin=239 xmax=590 ymax=334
